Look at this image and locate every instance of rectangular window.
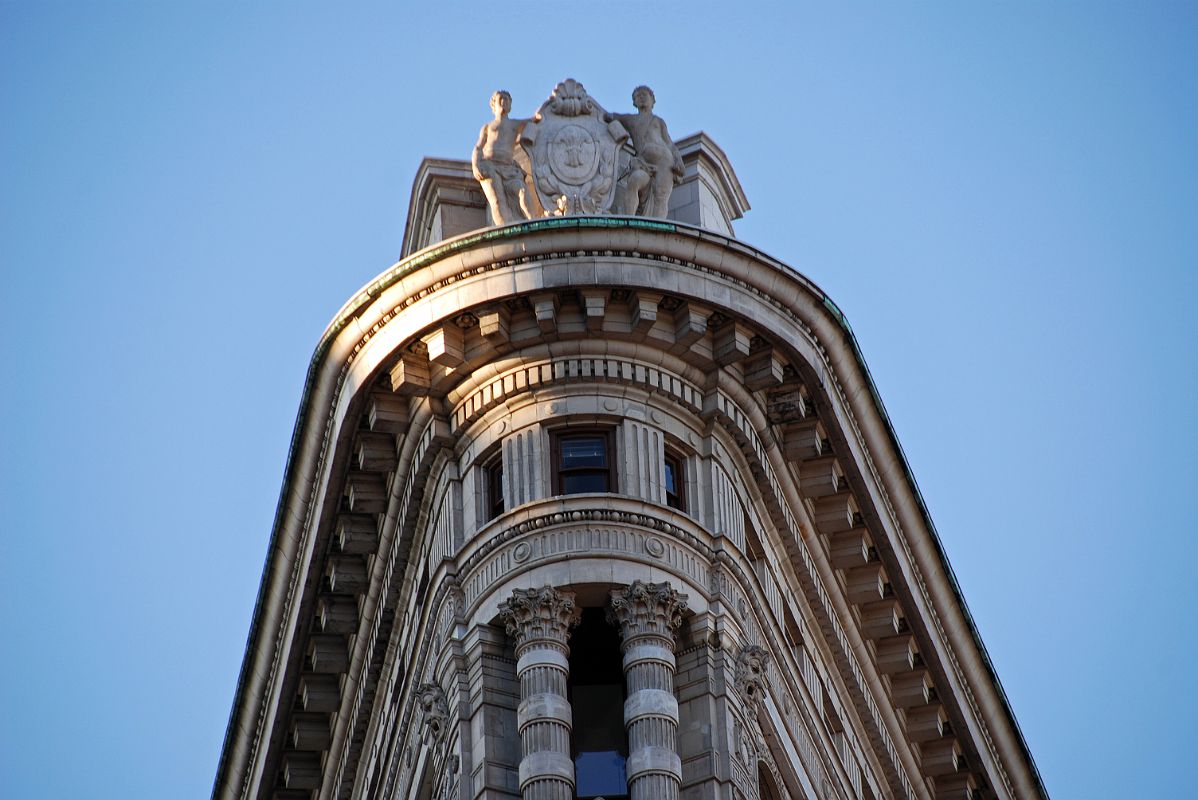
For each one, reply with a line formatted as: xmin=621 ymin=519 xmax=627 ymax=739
xmin=664 ymin=452 xmax=684 ymax=510
xmin=553 ymin=431 xmax=613 ymax=495
xmin=486 ymin=457 xmax=504 ymax=520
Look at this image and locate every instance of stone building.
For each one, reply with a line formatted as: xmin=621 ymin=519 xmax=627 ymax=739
xmin=214 ymin=81 xmax=1044 ymax=800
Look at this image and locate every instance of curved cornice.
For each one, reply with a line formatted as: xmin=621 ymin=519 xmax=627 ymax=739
xmin=215 ymin=217 xmax=1045 ymax=800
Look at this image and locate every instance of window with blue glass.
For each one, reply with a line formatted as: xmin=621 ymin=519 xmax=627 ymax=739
xmin=568 ymin=608 xmax=629 ymax=799
xmin=553 ymin=432 xmax=613 ymax=495
xmin=664 ymin=451 xmax=684 ymax=510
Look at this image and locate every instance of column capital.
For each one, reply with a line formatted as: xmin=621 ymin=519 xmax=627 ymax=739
xmin=497 ymin=585 xmax=581 ymax=652
xmin=608 ymin=580 xmax=689 ymax=644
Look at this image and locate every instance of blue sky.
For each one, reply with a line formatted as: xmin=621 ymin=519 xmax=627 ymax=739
xmin=1 ymin=3 xmax=1195 ymax=798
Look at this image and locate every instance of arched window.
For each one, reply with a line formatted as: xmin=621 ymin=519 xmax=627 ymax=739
xmin=758 ymin=762 xmax=782 ymax=800
xmin=568 ymin=608 xmax=630 ymax=799
xmin=412 ymin=755 xmax=434 ymax=800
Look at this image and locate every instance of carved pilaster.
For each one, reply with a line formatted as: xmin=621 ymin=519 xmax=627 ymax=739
xmin=498 ymin=586 xmax=581 ymax=800
xmin=608 ymin=581 xmax=689 ymax=800
xmin=463 ymin=623 xmax=520 ymax=799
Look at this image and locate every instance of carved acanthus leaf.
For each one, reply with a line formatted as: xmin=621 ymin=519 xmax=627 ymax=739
xmin=497 ymin=585 xmax=580 ymax=648
xmin=608 ymin=580 xmax=689 ymax=642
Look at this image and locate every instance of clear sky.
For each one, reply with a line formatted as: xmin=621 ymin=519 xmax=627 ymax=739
xmin=1 ymin=3 xmax=1194 ymax=798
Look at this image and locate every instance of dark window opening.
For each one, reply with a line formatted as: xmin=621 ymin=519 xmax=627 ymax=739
xmin=415 ymin=565 xmax=429 ymax=608
xmin=758 ymin=762 xmax=782 ymax=800
xmin=553 ymin=432 xmax=613 ymax=495
xmin=413 ymin=758 xmax=434 ymax=800
xmin=486 ymin=457 xmax=504 ymax=520
xmin=664 ymin=452 xmax=684 ymax=510
xmin=568 ymin=608 xmax=629 ymax=800
xmin=745 ymin=509 xmax=766 ymax=561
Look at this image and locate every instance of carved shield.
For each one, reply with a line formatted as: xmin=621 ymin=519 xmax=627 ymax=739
xmin=521 ymin=79 xmax=628 ymax=216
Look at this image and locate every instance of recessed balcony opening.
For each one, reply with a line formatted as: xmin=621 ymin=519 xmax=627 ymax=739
xmin=568 ymin=607 xmax=629 ymax=800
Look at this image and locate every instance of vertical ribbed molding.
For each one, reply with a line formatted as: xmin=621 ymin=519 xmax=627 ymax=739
xmin=710 ymin=463 xmax=746 ymax=551
xmin=498 ymin=586 xmax=581 ymax=800
xmin=621 ymin=421 xmax=665 ymax=503
xmin=608 ymin=581 xmax=689 ymax=800
xmin=503 ymin=424 xmax=545 ymax=509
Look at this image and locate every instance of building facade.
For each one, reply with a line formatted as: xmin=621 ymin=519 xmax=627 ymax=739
xmin=214 ymin=82 xmax=1044 ymax=800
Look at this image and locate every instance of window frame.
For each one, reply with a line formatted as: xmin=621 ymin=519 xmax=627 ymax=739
xmin=551 ymin=429 xmax=616 ymax=496
xmin=663 ymin=449 xmax=685 ymax=511
xmin=484 ymin=454 xmax=505 ymax=521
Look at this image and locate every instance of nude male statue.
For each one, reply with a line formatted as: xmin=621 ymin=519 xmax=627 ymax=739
xmin=472 ymin=90 xmax=533 ymax=225
xmin=609 ymin=86 xmax=684 ymax=218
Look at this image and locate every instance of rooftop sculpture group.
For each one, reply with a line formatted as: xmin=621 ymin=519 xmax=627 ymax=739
xmin=472 ymin=79 xmax=684 ymax=224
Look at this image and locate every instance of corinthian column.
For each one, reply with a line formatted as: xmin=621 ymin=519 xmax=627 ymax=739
xmin=498 ymin=586 xmax=581 ymax=800
xmin=608 ymin=580 xmax=689 ymax=800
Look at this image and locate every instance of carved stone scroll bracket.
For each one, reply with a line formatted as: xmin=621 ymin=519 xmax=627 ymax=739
xmin=446 ymin=575 xmax=466 ymax=626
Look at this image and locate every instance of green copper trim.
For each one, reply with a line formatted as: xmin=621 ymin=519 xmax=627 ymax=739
xmin=822 ymin=295 xmax=853 ymax=336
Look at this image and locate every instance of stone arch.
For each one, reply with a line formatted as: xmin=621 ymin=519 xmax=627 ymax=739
xmin=757 ymin=760 xmax=783 ymax=800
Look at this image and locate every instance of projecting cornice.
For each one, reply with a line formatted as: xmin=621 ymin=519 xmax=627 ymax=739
xmin=215 ymin=217 xmax=1045 ymax=800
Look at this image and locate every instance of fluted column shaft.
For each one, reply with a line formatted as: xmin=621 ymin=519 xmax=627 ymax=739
xmin=609 ymin=581 xmax=689 ymax=800
xmin=498 ymin=586 xmax=581 ymax=800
